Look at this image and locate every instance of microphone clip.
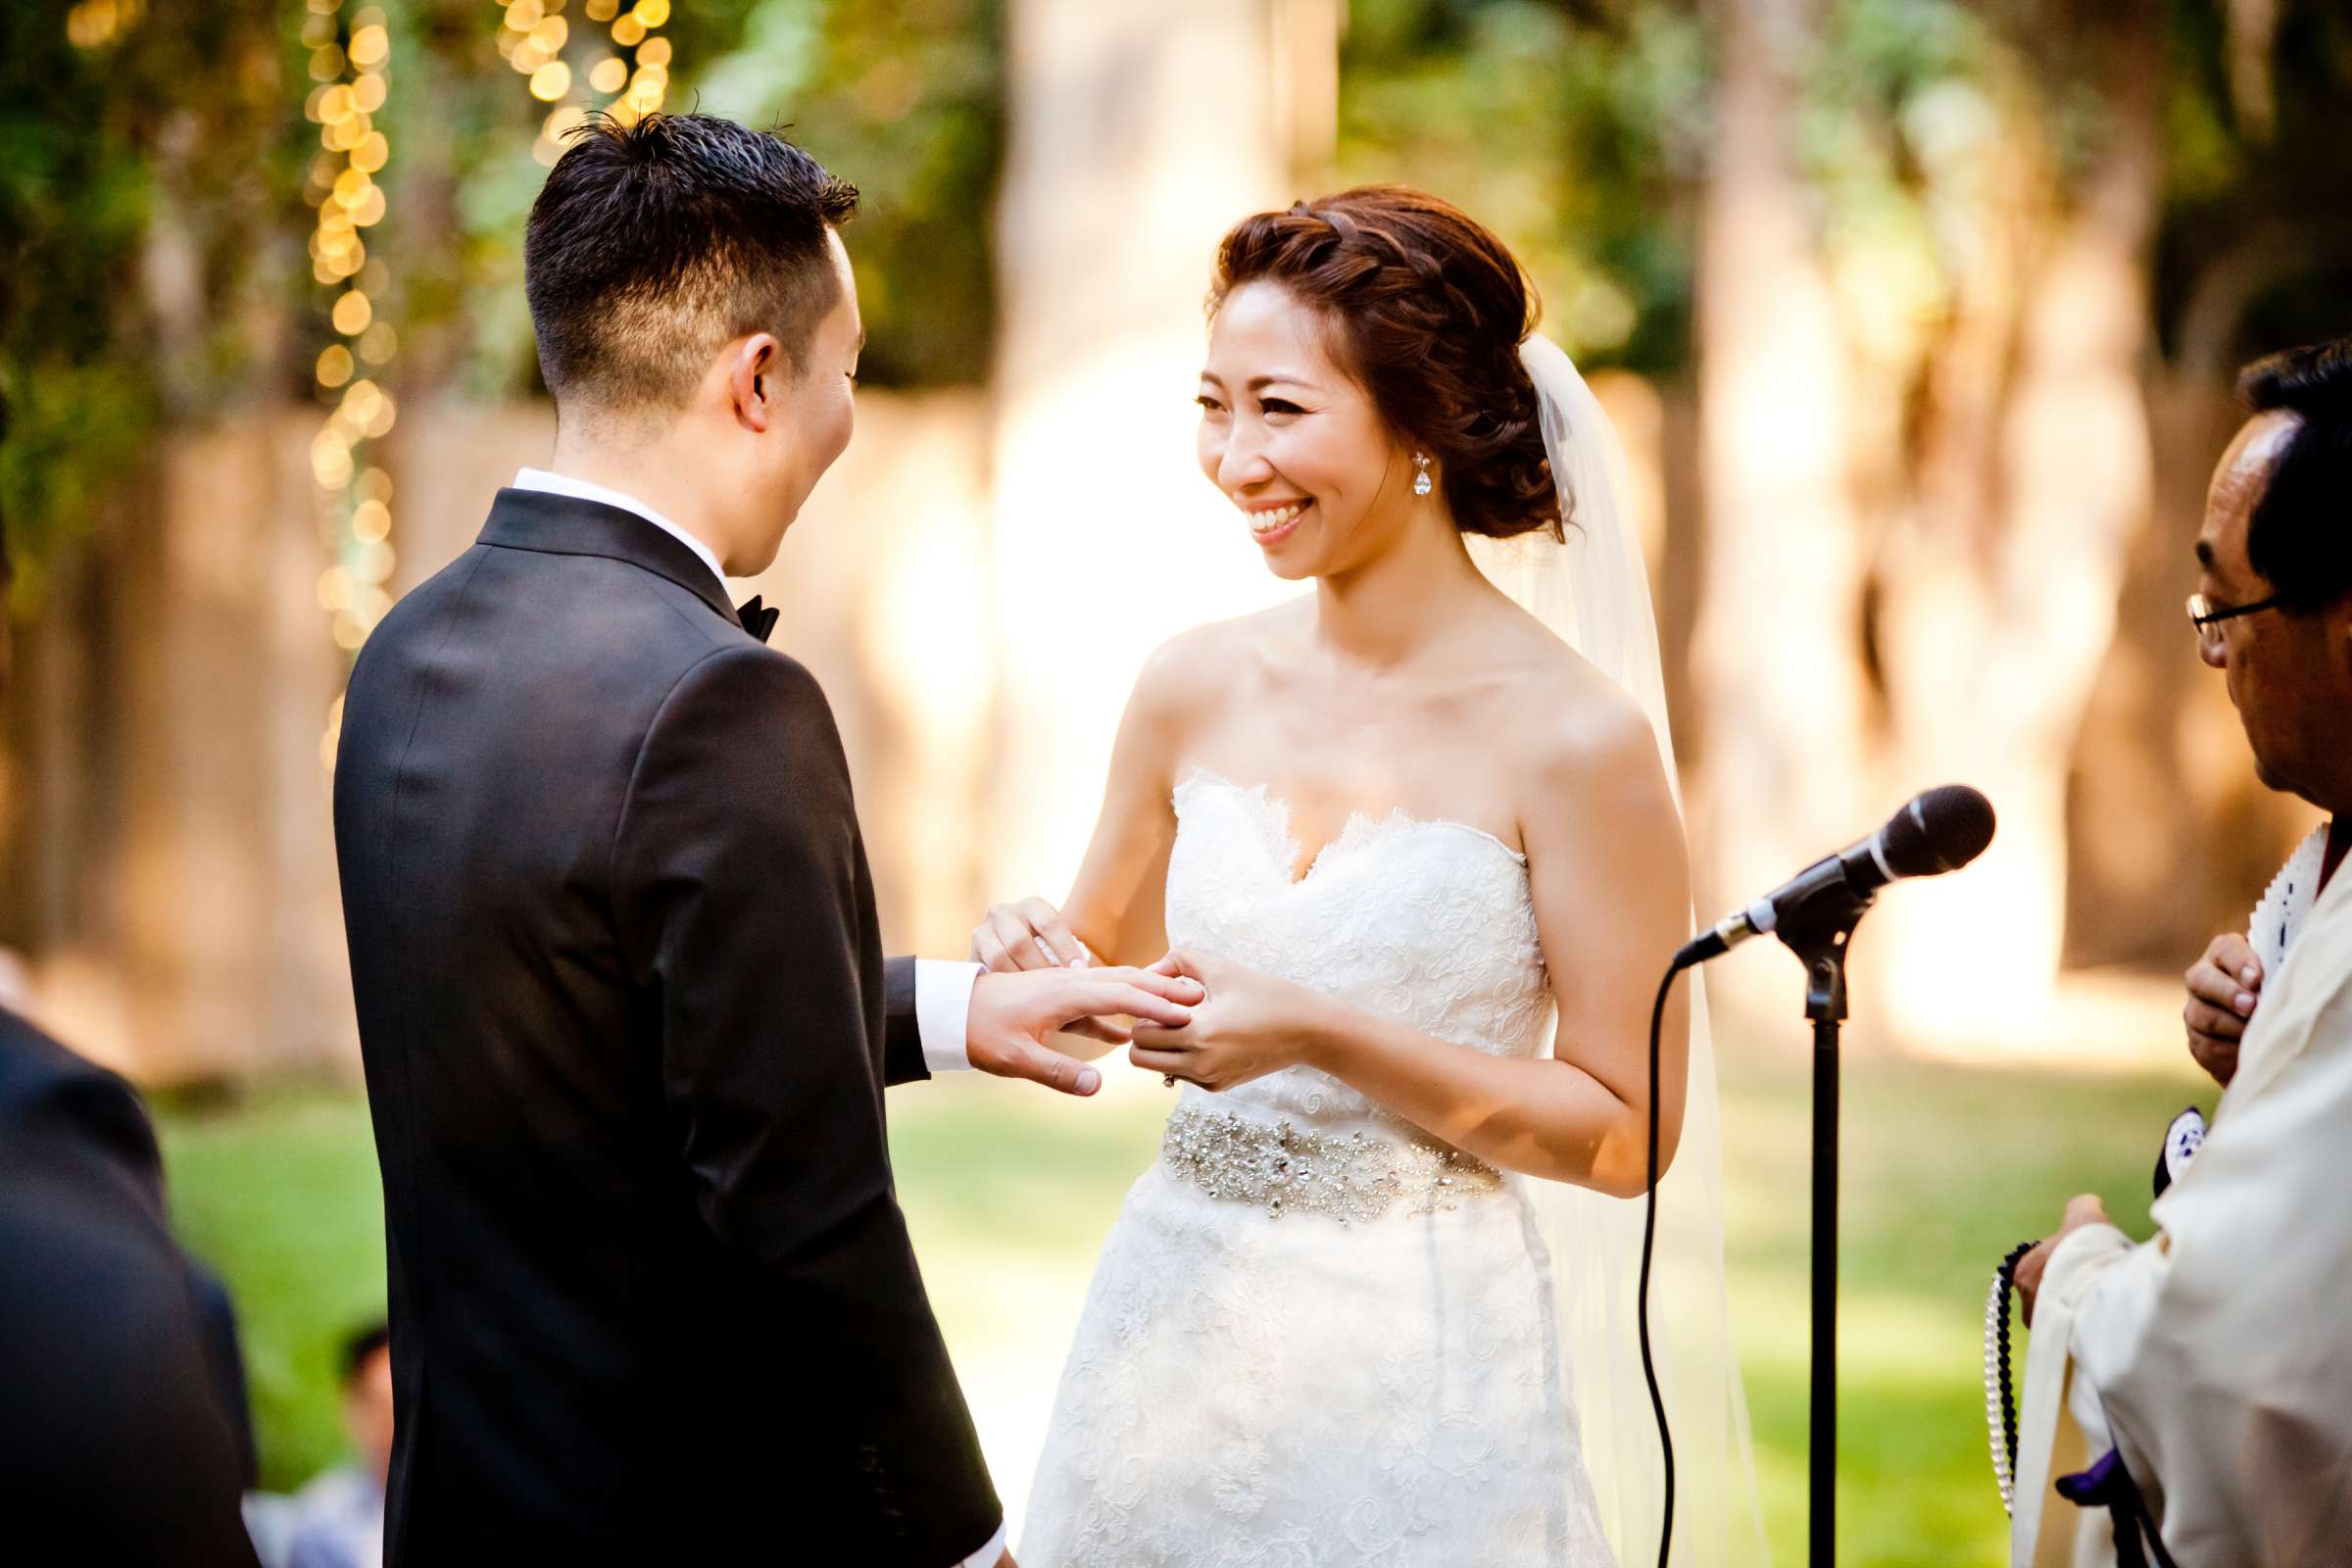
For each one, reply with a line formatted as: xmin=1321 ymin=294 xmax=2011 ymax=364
xmin=1772 ymin=853 xmax=1878 ymax=1024
xmin=1792 ymin=914 xmax=1863 ymax=1025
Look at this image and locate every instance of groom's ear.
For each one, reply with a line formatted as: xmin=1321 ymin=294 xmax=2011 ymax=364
xmin=726 ymin=333 xmax=783 ymax=433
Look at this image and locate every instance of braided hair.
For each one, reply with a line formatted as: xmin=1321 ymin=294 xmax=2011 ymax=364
xmin=1207 ymin=186 xmax=1563 ymax=541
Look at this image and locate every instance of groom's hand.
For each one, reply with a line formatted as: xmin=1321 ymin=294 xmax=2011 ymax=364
xmin=971 ymin=896 xmax=1123 ymax=1046
xmin=966 ymin=966 xmax=1202 ymax=1097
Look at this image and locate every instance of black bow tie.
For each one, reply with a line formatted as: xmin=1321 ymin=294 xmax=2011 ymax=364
xmin=736 ymin=596 xmax=779 ymax=645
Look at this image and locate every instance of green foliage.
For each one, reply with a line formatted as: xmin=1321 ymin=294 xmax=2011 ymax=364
xmin=1340 ymin=0 xmax=2352 ymax=381
xmin=691 ymin=0 xmax=1005 ymax=388
xmin=1339 ymin=0 xmax=1710 ymax=374
xmin=1783 ymin=0 xmax=2352 ymax=374
xmin=2153 ymin=0 xmax=2352 ymax=367
xmin=0 ymin=0 xmax=1003 ymax=594
xmin=8 ymin=0 xmax=2344 ymax=591
xmin=0 ymin=1 xmax=298 ymax=600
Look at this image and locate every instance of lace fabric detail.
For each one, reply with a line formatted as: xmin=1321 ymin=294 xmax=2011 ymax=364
xmin=1158 ymin=769 xmax=1553 ymax=1135
xmin=1019 ymin=770 xmax=1613 ymax=1566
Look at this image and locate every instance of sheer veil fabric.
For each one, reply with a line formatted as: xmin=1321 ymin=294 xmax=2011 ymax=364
xmin=1466 ymin=335 xmax=1768 ymax=1565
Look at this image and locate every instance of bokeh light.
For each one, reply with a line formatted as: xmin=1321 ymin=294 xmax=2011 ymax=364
xmin=303 ymin=0 xmax=405 ymax=750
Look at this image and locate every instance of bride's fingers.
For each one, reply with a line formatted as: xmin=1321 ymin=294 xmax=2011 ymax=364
xmin=1128 ymin=1046 xmax=1196 ymax=1082
xmin=1018 ymin=898 xmax=1089 ymax=967
xmin=989 ymin=906 xmax=1059 ymax=970
xmin=972 ymin=926 xmax=1018 ymax=973
xmin=1128 ymin=1014 xmax=1194 ymax=1047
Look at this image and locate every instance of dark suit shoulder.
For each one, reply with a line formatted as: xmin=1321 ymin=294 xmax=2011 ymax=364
xmin=0 ymin=1010 xmax=259 ymax=1566
xmin=641 ymin=639 xmax=841 ymax=751
xmin=609 ymin=643 xmax=863 ymax=951
xmin=349 ymin=542 xmax=491 ymax=666
xmin=0 ymin=1006 xmax=164 ymax=1205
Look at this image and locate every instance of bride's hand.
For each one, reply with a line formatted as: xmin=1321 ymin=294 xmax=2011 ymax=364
xmin=1127 ymin=949 xmax=1323 ymax=1093
xmin=971 ymin=896 xmax=1093 ymax=972
xmin=970 ymin=896 xmax=1123 ymax=1045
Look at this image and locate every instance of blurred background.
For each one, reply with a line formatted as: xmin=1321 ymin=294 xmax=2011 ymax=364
xmin=3 ymin=0 xmax=2348 ymax=1561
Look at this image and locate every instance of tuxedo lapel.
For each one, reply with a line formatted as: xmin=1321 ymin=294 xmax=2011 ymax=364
xmin=477 ymin=487 xmax=740 ymax=629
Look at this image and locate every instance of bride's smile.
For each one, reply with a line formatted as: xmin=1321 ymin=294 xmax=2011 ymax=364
xmin=1243 ymin=496 xmax=1312 ymax=544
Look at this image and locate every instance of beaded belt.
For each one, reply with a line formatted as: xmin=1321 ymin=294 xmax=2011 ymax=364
xmin=1158 ymin=1103 xmax=1504 ymax=1223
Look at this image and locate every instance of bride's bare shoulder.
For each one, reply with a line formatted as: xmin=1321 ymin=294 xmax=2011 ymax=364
xmin=1130 ymin=598 xmax=1312 ymax=721
xmin=1484 ymin=615 xmax=1670 ymax=803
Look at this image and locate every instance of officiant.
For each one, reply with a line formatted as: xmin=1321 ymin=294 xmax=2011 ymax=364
xmin=2010 ymin=337 xmax=2352 ymax=1567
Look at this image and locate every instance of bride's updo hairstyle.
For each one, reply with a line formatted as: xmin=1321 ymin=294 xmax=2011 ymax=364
xmin=1208 ymin=186 xmax=1563 ymax=541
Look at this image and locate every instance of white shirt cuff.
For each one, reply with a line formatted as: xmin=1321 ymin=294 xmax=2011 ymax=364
xmin=954 ymin=1521 xmax=1008 ymax=1568
xmin=945 ymin=1523 xmax=1002 ymax=1568
xmin=914 ymin=959 xmax=981 ymax=1074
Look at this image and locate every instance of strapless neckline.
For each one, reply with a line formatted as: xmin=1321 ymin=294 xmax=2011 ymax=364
xmin=1175 ymin=766 xmax=1528 ymax=890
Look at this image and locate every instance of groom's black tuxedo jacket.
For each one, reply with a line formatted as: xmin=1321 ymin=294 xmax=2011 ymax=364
xmin=333 ymin=488 xmax=999 ymax=1565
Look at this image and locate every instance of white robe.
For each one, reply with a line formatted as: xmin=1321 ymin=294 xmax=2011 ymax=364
xmin=2013 ymin=824 xmax=2352 ymax=1566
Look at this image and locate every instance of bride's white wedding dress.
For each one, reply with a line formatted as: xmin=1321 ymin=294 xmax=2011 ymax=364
xmin=1019 ymin=766 xmax=1616 ymax=1567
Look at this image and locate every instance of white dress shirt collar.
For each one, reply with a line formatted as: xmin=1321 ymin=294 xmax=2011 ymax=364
xmin=512 ymin=466 xmax=727 ymax=593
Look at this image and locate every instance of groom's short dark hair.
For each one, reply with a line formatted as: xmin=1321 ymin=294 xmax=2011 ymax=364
xmin=524 ymin=113 xmax=858 ymax=418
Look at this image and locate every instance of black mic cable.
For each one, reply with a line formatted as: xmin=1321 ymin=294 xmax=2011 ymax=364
xmin=1640 ymin=947 xmax=1701 ymax=1568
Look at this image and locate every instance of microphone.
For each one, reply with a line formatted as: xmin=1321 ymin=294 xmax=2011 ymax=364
xmin=1676 ymin=785 xmax=1996 ymax=966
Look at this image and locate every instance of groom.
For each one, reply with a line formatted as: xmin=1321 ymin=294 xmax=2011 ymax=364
xmin=333 ymin=115 xmax=1200 ymax=1567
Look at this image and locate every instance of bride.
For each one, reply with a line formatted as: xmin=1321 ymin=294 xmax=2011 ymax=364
xmin=983 ymin=188 xmax=1756 ymax=1567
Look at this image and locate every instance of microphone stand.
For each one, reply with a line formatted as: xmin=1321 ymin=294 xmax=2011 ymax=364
xmin=1660 ymin=786 xmax=1992 ymax=1567
xmin=1778 ymin=904 xmax=1870 ymax=1568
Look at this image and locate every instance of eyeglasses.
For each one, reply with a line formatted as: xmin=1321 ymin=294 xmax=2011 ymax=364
xmin=2186 ymin=591 xmax=2285 ymax=651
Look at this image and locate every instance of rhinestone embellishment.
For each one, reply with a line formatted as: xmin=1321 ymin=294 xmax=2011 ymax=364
xmin=1159 ymin=1104 xmax=1503 ymax=1223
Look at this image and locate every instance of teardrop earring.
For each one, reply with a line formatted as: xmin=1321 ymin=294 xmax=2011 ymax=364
xmin=1412 ymin=452 xmax=1433 ymax=498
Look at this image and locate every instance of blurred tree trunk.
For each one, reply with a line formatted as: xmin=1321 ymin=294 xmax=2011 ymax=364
xmin=1691 ymin=0 xmax=2162 ymax=1042
xmin=1868 ymin=0 xmax=2161 ymax=1040
xmin=1690 ymin=0 xmax=1876 ymax=1004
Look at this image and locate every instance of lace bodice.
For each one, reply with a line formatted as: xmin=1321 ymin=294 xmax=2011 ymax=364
xmin=1165 ymin=768 xmax=1553 ymax=1131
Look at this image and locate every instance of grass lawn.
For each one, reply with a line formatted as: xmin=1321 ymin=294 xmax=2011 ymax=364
xmin=156 ymin=1047 xmax=2207 ymax=1563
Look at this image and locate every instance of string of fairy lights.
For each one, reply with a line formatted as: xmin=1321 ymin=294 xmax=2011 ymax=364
xmin=310 ymin=0 xmax=674 ymax=767
xmin=304 ymin=0 xmax=400 ymax=767
xmin=508 ymin=0 xmax=677 ymax=160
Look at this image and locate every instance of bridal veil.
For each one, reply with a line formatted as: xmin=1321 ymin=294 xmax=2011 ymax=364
xmin=1467 ymin=334 xmax=1768 ymax=1566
